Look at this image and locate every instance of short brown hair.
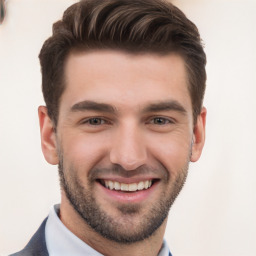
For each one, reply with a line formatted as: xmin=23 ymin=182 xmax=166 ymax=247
xmin=39 ymin=0 xmax=206 ymax=126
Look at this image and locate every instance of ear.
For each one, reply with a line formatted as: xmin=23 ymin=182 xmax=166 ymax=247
xmin=190 ymin=107 xmax=207 ymax=162
xmin=38 ymin=106 xmax=59 ymax=165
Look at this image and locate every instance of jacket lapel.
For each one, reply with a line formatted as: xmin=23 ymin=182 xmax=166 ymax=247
xmin=10 ymin=218 xmax=49 ymax=256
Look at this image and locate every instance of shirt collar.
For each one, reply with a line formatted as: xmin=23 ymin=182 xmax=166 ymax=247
xmin=45 ymin=204 xmax=170 ymax=256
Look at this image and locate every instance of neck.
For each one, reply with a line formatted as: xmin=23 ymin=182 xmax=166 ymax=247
xmin=60 ymin=196 xmax=167 ymax=256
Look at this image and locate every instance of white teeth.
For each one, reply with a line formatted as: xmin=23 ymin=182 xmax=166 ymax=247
xmin=128 ymin=183 xmax=137 ymax=191
xmin=114 ymin=181 xmax=120 ymax=190
xmin=137 ymin=181 xmax=144 ymax=190
xmin=108 ymin=180 xmax=114 ymax=190
xmin=144 ymin=180 xmax=149 ymax=189
xmin=121 ymin=183 xmax=129 ymax=191
xmin=104 ymin=180 xmax=153 ymax=192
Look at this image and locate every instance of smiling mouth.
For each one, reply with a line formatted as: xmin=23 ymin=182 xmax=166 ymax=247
xmin=98 ymin=179 xmax=157 ymax=192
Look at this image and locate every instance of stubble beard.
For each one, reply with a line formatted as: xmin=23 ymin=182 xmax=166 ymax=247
xmin=58 ymin=153 xmax=189 ymax=244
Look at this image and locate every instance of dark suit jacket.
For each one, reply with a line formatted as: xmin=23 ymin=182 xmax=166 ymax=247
xmin=9 ymin=218 xmax=172 ymax=256
xmin=9 ymin=218 xmax=49 ymax=256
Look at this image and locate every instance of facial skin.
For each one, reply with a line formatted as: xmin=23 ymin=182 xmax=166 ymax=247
xmin=39 ymin=50 xmax=206 ymax=256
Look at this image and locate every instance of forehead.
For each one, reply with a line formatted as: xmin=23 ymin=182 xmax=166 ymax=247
xmin=61 ymin=50 xmax=191 ymax=112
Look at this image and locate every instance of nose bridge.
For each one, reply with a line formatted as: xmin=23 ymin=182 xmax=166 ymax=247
xmin=110 ymin=120 xmax=147 ymax=170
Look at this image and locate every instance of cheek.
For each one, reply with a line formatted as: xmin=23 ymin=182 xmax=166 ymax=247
xmin=147 ymin=132 xmax=192 ymax=172
xmin=60 ymin=132 xmax=110 ymax=170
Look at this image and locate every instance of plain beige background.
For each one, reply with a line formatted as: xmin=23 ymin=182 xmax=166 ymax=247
xmin=0 ymin=0 xmax=256 ymax=255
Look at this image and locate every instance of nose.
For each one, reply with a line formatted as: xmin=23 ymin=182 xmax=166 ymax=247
xmin=109 ymin=123 xmax=147 ymax=171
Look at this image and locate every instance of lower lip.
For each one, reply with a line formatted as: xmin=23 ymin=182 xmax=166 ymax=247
xmin=97 ymin=181 xmax=158 ymax=204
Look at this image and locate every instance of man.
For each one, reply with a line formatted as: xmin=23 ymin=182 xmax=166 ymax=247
xmin=11 ymin=0 xmax=206 ymax=255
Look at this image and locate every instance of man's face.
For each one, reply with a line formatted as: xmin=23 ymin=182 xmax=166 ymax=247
xmin=40 ymin=50 xmax=205 ymax=243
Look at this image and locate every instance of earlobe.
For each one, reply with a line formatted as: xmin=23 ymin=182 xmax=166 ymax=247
xmin=38 ymin=106 xmax=59 ymax=165
xmin=190 ymin=107 xmax=207 ymax=162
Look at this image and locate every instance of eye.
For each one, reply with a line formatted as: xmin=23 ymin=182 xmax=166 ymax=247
xmin=150 ymin=117 xmax=174 ymax=125
xmin=145 ymin=116 xmax=176 ymax=132
xmin=78 ymin=116 xmax=112 ymax=132
xmin=88 ymin=118 xmax=105 ymax=125
xmin=80 ymin=117 xmax=109 ymax=126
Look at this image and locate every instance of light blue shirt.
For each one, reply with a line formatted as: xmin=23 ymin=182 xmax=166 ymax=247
xmin=45 ymin=204 xmax=170 ymax=256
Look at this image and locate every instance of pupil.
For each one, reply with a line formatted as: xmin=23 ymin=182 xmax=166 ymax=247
xmin=91 ymin=118 xmax=100 ymax=124
xmin=155 ymin=118 xmax=164 ymax=124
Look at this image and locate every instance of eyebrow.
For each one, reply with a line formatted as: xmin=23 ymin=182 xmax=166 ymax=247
xmin=142 ymin=100 xmax=187 ymax=114
xmin=70 ymin=100 xmax=116 ymax=113
xmin=70 ymin=100 xmax=187 ymax=115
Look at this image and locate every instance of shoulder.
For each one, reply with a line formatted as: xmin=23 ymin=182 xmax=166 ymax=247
xmin=9 ymin=218 xmax=49 ymax=256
